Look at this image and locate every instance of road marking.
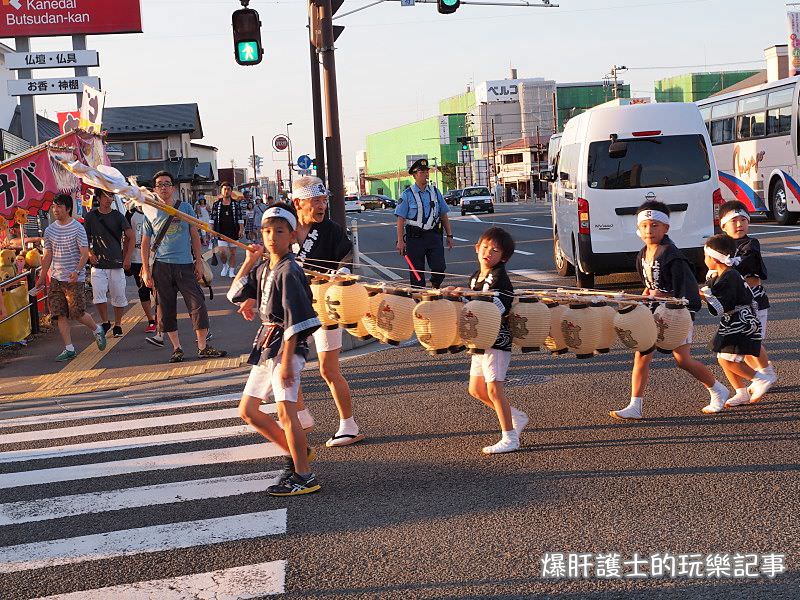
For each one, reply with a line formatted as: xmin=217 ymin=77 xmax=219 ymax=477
xmin=0 ymin=442 xmax=283 ymax=489
xmin=0 ymin=471 xmax=282 ymax=526
xmin=786 ymin=245 xmax=800 ymax=250
xmin=358 ymin=252 xmax=402 ymax=280
xmin=514 ymin=250 xmax=535 ymax=256
xmin=510 ymin=268 xmax=562 ymax=282
xmin=748 ymin=228 xmax=798 ymax=237
xmin=457 ymin=215 xmax=552 ymax=230
xmin=511 ymin=218 xmax=529 ymax=222
xmin=0 ymin=394 xmax=241 ymax=429
xmin=0 ymin=508 xmax=287 ymax=574
xmin=32 ymin=560 xmax=286 ymax=599
xmin=452 ymin=236 xmax=469 ymax=242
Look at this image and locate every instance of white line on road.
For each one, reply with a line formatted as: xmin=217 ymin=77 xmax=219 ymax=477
xmin=0 ymin=442 xmax=283 ymax=489
xmin=511 ymin=269 xmax=561 ymax=282
xmin=0 ymin=509 xmax=287 ymax=574
xmin=452 ymin=237 xmax=469 ymax=242
xmin=0 ymin=471 xmax=282 ymax=526
xmin=358 ymin=252 xmax=402 ymax=280
xmin=514 ymin=250 xmax=535 ymax=256
xmin=32 ymin=560 xmax=286 ymax=599
xmin=457 ymin=215 xmax=552 ymax=230
xmin=0 ymin=405 xmax=276 ymax=445
xmin=748 ymin=228 xmax=799 ymax=237
xmin=0 ymin=394 xmax=241 ymax=429
xmin=786 ymin=245 xmax=800 ymax=250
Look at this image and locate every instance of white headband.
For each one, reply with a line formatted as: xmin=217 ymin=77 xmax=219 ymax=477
xmin=261 ymin=206 xmax=297 ymax=230
xmin=719 ymin=209 xmax=750 ymax=228
xmin=637 ymin=210 xmax=670 ymax=226
xmin=704 ymin=246 xmax=742 ymax=267
xmin=293 ymin=182 xmax=328 ymax=200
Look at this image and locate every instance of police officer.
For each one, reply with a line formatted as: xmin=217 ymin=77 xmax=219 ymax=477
xmin=394 ymin=158 xmax=454 ymax=288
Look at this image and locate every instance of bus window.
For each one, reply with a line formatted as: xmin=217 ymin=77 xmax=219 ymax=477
xmin=738 ymin=94 xmax=767 ymax=113
xmin=767 ymin=106 xmax=792 ymax=136
xmin=738 ymin=112 xmax=766 ymax=139
xmin=711 ymin=118 xmax=735 ymax=144
xmin=712 ymin=101 xmax=736 ymax=119
xmin=768 ymin=87 xmax=794 ymax=108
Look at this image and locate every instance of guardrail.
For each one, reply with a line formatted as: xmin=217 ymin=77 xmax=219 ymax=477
xmin=0 ymin=268 xmax=44 ymax=335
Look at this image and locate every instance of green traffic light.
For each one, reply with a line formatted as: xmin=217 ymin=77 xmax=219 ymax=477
xmin=237 ymin=41 xmax=260 ymax=64
xmin=442 ymin=0 xmax=458 ymax=5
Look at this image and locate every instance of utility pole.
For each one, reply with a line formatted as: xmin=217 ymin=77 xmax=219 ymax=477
xmin=610 ymin=65 xmax=627 ymax=100
xmin=286 ymin=122 xmax=294 ymax=193
xmin=251 ymin=135 xmax=257 ymax=183
xmin=308 ymin=14 xmax=327 ymax=184
xmin=490 ymin=118 xmax=497 ymax=192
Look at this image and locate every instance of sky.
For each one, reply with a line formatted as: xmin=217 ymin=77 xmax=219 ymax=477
xmin=3 ymin=0 xmax=794 ymax=180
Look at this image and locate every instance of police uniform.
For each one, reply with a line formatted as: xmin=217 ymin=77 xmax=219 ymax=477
xmin=395 ymin=158 xmax=450 ymax=288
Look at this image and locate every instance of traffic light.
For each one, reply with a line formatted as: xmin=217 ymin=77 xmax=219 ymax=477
xmin=232 ymin=6 xmax=264 ymax=66
xmin=438 ymin=0 xmax=460 ymax=15
xmin=457 ymin=136 xmax=470 ymax=150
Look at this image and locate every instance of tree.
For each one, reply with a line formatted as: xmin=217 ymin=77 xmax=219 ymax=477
xmin=439 ymin=162 xmax=458 ymax=191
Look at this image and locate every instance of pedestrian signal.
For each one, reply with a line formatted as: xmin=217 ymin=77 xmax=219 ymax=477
xmin=232 ymin=7 xmax=264 ymax=65
xmin=438 ymin=0 xmax=460 ymax=14
xmin=457 ymin=136 xmax=470 ymax=150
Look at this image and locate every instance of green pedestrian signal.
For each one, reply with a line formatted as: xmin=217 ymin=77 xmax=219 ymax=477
xmin=457 ymin=136 xmax=470 ymax=150
xmin=438 ymin=0 xmax=460 ymax=14
xmin=232 ymin=7 xmax=264 ymax=66
xmin=237 ymin=41 xmax=260 ymax=64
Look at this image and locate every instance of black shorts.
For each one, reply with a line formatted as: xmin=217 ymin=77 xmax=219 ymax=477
xmin=127 ymin=262 xmax=151 ymax=303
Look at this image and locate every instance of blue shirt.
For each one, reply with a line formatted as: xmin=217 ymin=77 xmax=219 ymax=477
xmin=394 ymin=184 xmax=449 ymax=222
xmin=143 ymin=201 xmax=197 ymax=264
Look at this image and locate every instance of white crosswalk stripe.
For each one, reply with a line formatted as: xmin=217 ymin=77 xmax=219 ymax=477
xmin=0 ymin=395 xmax=293 ymax=596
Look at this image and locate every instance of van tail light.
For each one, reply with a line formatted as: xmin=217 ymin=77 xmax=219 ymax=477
xmin=712 ymin=188 xmax=724 ymax=226
xmin=578 ymin=198 xmax=590 ymax=234
xmin=632 ymin=130 xmax=662 ymax=137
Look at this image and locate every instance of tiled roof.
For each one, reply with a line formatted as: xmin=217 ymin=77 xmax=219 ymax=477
xmin=104 ymin=104 xmax=203 ymax=138
xmin=113 ymin=158 xmax=200 ymax=186
xmin=8 ymin=107 xmax=61 ymax=143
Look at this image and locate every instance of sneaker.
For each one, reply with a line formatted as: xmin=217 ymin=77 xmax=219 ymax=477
xmin=221 ymin=264 xmax=229 ymax=277
xmin=101 ymin=322 xmax=111 ymax=334
xmin=277 ymin=447 xmax=317 ymax=484
xmin=702 ymin=385 xmax=730 ymax=414
xmin=267 ymin=472 xmax=321 ymax=496
xmin=169 ymin=348 xmax=184 ymax=363
xmin=748 ymin=371 xmax=777 ymax=403
xmin=229 ymin=267 xmax=237 ymax=278
xmin=482 ymin=437 xmax=520 ymax=454
xmin=95 ymin=329 xmax=107 ymax=351
xmin=144 ymin=321 xmax=157 ymax=334
xmin=112 ymin=325 xmax=123 ymax=338
xmin=511 ymin=410 xmax=529 ymax=438
xmin=205 ymin=331 xmax=214 ymax=342
xmin=146 ymin=335 xmax=165 ymax=348
xmin=55 ymin=349 xmax=77 ymax=362
xmin=724 ymin=390 xmax=751 ymax=408
xmin=609 ymin=405 xmax=642 ymax=420
xmin=198 ymin=344 xmax=227 ymax=358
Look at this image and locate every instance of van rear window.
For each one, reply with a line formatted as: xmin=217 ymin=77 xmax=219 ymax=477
xmin=587 ymin=135 xmax=711 ymax=190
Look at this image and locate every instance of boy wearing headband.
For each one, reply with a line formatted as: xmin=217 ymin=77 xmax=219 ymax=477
xmin=610 ymin=201 xmax=729 ymax=419
xmin=228 ymin=202 xmax=323 ymax=496
xmin=700 ymin=234 xmax=772 ymax=409
xmin=718 ymin=201 xmax=777 ymax=404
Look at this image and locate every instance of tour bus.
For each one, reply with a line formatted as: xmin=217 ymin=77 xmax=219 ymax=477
xmin=696 ymin=75 xmax=800 ymax=225
xmin=550 ymin=101 xmax=719 ymax=287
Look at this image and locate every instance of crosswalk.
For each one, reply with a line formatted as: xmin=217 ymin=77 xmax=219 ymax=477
xmin=0 ymin=393 xmax=291 ymax=598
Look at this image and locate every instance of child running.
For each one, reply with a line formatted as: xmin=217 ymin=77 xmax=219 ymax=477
xmin=718 ymin=201 xmax=778 ymax=404
xmin=228 ymin=203 xmax=322 ymax=496
xmin=610 ymin=201 xmax=730 ymax=419
xmin=700 ymin=234 xmax=773 ymax=407
xmin=446 ymin=226 xmax=528 ymax=453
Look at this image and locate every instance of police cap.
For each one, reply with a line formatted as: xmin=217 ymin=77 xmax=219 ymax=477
xmin=408 ymin=158 xmax=429 ymax=175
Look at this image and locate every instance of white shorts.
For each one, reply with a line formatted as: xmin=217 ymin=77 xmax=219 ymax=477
xmin=90 ymin=267 xmax=128 ymax=307
xmin=217 ymin=240 xmax=237 ymax=248
xmin=243 ymin=354 xmax=305 ymax=403
xmin=469 ymin=348 xmax=511 ymax=383
xmin=718 ymin=352 xmax=745 ymax=363
xmin=312 ymin=326 xmax=342 ymax=353
xmin=758 ymin=309 xmax=768 ymax=340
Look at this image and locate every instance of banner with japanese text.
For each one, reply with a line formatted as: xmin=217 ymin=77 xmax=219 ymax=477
xmin=788 ymin=10 xmax=800 ymax=77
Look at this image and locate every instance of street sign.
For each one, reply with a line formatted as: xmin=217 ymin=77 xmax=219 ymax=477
xmin=5 ymin=50 xmax=99 ymax=71
xmin=297 ymin=155 xmax=313 ymax=170
xmin=0 ymin=0 xmax=142 ymax=38
xmin=439 ymin=116 xmax=450 ymax=145
xmin=7 ymin=76 xmax=100 ymax=97
xmin=401 ymin=0 xmax=415 ymax=5
xmin=79 ymin=85 xmax=105 ymax=134
xmin=298 ymin=169 xmax=312 ymax=176
xmin=272 ymin=135 xmax=289 ymax=152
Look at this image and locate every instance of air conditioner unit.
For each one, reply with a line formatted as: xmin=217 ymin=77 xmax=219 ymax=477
xmin=168 ymin=149 xmax=180 ymax=162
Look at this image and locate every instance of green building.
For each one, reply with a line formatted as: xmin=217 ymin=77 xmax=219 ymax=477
xmin=365 ymin=114 xmax=466 ymax=197
xmin=439 ymin=90 xmax=476 ymax=116
xmin=654 ymin=71 xmax=760 ymax=103
xmin=555 ymin=82 xmax=630 ymax=130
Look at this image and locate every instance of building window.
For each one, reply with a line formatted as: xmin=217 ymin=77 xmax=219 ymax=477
xmin=503 ymin=153 xmax=524 ymax=164
xmin=111 ymin=142 xmax=136 ymax=162
xmin=136 ymin=141 xmax=163 ymax=161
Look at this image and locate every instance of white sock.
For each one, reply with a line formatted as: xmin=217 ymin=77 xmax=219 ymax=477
xmin=501 ymin=429 xmax=518 ymax=444
xmin=337 ymin=417 xmax=358 ymax=436
xmin=734 ymin=387 xmax=749 ymax=398
xmin=710 ymin=381 xmax=727 ymax=395
xmin=65 ymin=344 xmax=75 ymax=352
xmin=628 ymin=397 xmax=643 ymax=412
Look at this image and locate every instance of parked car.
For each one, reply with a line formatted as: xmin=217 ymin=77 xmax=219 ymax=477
xmin=344 ymin=195 xmax=364 ymax=212
xmin=460 ymin=186 xmax=494 ymax=215
xmin=378 ymin=195 xmax=396 ymax=209
xmin=359 ymin=194 xmax=395 ymax=210
xmin=444 ymin=188 xmax=463 ymax=206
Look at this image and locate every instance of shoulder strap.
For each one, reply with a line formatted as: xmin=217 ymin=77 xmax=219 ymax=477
xmin=151 ymin=197 xmax=183 ymax=256
xmin=94 ymin=211 xmax=124 ymax=246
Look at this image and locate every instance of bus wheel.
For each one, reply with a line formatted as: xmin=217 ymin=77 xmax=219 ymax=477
xmin=553 ymin=230 xmax=574 ymax=277
xmin=771 ymin=181 xmax=799 ymax=225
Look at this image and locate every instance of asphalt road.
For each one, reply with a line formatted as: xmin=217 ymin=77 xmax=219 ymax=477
xmin=1 ymin=203 xmax=799 ymax=598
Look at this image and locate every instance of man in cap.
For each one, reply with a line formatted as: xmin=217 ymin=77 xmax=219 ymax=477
xmin=394 ymin=158 xmax=454 ymax=288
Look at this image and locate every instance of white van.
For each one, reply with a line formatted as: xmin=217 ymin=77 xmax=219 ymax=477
xmin=550 ymin=102 xmax=721 ymax=288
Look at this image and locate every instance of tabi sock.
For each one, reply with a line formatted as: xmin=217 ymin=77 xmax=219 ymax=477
xmin=628 ymin=397 xmax=643 ymax=412
xmin=710 ymin=381 xmax=728 ymax=395
xmin=336 ymin=417 xmax=358 ymax=437
xmin=501 ymin=429 xmax=519 ymax=444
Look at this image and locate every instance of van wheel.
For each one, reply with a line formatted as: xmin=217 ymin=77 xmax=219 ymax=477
xmin=771 ymin=181 xmax=799 ymax=225
xmin=461 ymin=209 xmax=466 ymax=216
xmin=553 ymin=230 xmax=574 ymax=277
xmin=488 ymin=206 xmax=494 ymax=214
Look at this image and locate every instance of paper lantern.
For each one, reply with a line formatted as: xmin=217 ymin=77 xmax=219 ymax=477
xmin=446 ymin=296 xmax=467 ymax=353
xmin=509 ymin=296 xmax=550 ymax=352
xmin=309 ymin=277 xmax=338 ymax=330
xmin=361 ymin=289 xmax=387 ymax=343
xmin=376 ymin=289 xmax=416 ymax=345
xmin=614 ymin=303 xmax=657 ymax=354
xmin=24 ymin=248 xmax=42 ymax=268
xmin=344 ymin=319 xmax=373 ymax=341
xmin=413 ymin=294 xmax=459 ymax=355
xmin=561 ymin=302 xmax=601 ymax=359
xmin=654 ymin=302 xmax=692 ymax=353
xmin=544 ymin=302 xmax=569 ymax=355
xmin=459 ymin=295 xmax=501 ymax=355
xmin=590 ymin=300 xmax=617 ymax=354
xmin=325 ymin=280 xmax=369 ymax=329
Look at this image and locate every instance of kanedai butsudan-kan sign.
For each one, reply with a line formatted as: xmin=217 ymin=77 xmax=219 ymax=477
xmin=0 ymin=0 xmax=142 ymax=38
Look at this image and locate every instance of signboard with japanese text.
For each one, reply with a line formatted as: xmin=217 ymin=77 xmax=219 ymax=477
xmin=7 ymin=76 xmax=100 ymax=97
xmin=0 ymin=0 xmax=142 ymax=38
xmin=438 ymin=116 xmax=450 ymax=145
xmin=0 ymin=150 xmax=59 ymax=219
xmin=5 ymin=50 xmax=99 ymax=70
xmin=57 ymin=111 xmax=80 ymax=134
xmin=78 ymin=84 xmax=104 ymax=134
xmin=789 ymin=10 xmax=800 ymax=77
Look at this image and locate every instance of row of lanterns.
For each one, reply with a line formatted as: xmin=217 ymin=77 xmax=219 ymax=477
xmin=309 ymin=277 xmax=693 ymax=358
